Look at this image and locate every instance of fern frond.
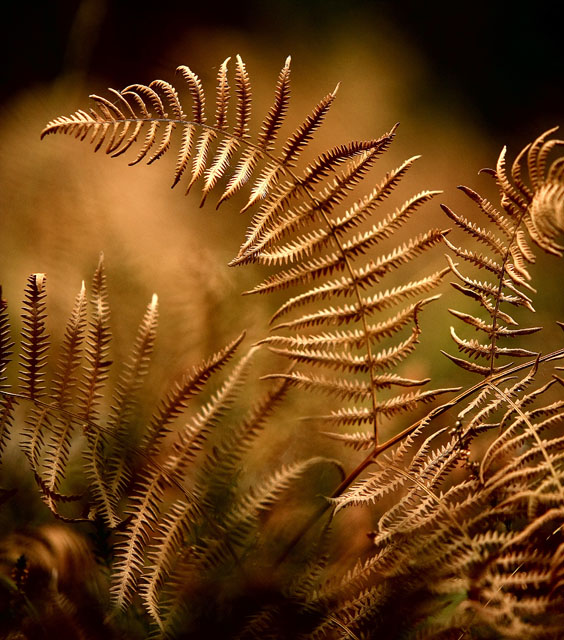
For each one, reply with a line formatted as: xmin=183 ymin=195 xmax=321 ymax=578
xmin=446 ymin=130 xmax=564 ymax=376
xmin=77 ymin=254 xmax=112 ymax=422
xmin=51 ymin=283 xmax=88 ymax=409
xmin=18 ymin=275 xmax=53 ymax=477
xmin=74 ymin=255 xmax=120 ymax=526
xmin=447 ymin=311 xmax=540 ymax=338
xmin=41 ymin=56 xmax=341 ymax=217
xmin=216 ymin=56 xmax=292 ymax=210
xmin=111 ymin=338 xmax=250 ymax=609
xmin=257 ymin=55 xmax=292 ymax=151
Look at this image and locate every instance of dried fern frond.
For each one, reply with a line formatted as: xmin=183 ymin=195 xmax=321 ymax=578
xmin=79 ymin=254 xmax=118 ymax=526
xmin=109 ymin=337 xmax=252 ymax=612
xmin=77 ymin=253 xmax=112 ymax=423
xmin=104 ymin=292 xmax=159 ymax=504
xmin=18 ymin=275 xmax=61 ymax=501
xmin=445 ymin=129 xmax=564 ymax=375
xmin=234 ymin=133 xmax=450 ymax=459
xmin=40 ymin=282 xmax=88 ymax=508
xmin=41 ymin=55 xmax=382 ymax=216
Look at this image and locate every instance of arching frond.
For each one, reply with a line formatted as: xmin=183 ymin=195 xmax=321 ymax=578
xmin=41 ymin=56 xmax=453 ymax=457
xmin=41 ymin=56 xmax=348 ymax=216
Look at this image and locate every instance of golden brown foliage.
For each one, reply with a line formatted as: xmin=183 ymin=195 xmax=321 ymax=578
xmin=0 ymin=57 xmax=562 ymax=639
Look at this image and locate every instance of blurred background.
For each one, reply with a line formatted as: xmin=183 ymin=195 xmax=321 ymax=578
xmin=3 ymin=1 xmax=563 ymax=139
xmin=0 ymin=0 xmax=563 ymax=451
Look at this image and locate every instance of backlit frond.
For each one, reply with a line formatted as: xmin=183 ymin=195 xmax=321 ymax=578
xmin=446 ymin=130 xmax=564 ymax=375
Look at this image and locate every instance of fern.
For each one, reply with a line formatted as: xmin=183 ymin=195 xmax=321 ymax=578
xmin=0 ymin=262 xmax=343 ymax=637
xmin=40 ymin=56 xmax=457 ymax=465
xmin=444 ymin=128 xmax=564 ymax=375
xmin=0 ymin=56 xmax=563 ymax=639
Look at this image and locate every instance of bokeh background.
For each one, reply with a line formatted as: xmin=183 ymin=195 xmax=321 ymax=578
xmin=1 ymin=0 xmax=563 ymax=455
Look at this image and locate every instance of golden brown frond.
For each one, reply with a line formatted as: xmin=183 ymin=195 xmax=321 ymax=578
xmin=446 ymin=130 xmax=564 ymax=376
xmin=40 ymin=283 xmax=88 ymax=501
xmin=104 ymin=293 xmax=159 ymax=499
xmin=111 ymin=341 xmax=253 ymax=611
xmin=41 ymin=56 xmax=343 ymax=216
